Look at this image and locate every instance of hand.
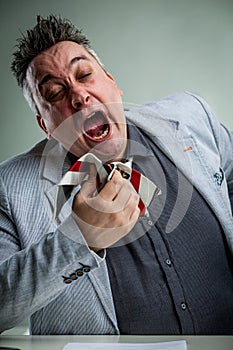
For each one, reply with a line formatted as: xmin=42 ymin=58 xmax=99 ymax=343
xmin=72 ymin=165 xmax=140 ymax=251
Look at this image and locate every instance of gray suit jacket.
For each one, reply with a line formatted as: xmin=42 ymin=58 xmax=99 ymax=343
xmin=0 ymin=92 xmax=233 ymax=334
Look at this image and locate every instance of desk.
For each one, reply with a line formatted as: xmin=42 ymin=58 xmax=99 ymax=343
xmin=0 ymin=335 xmax=232 ymax=350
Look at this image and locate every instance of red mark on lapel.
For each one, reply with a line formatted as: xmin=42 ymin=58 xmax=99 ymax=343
xmin=183 ymin=146 xmax=193 ymax=153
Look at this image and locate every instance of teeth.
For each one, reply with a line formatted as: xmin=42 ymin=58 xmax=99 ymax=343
xmin=87 ymin=112 xmax=95 ymax=120
xmin=92 ymin=127 xmax=109 ymax=140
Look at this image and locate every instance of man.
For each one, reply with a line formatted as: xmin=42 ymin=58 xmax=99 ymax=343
xmin=0 ymin=15 xmax=232 ymax=335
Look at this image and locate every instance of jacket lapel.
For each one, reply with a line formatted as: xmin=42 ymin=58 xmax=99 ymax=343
xmin=39 ymin=140 xmax=71 ymax=222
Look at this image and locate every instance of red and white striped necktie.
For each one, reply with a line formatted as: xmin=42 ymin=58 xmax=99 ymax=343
xmin=54 ymin=153 xmax=161 ymax=218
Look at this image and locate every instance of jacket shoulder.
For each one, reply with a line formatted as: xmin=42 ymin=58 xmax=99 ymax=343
xmin=0 ymin=139 xmax=57 ymax=180
xmin=142 ymin=91 xmax=212 ymax=123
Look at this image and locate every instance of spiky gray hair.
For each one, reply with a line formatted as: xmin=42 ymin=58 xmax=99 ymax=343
xmin=11 ymin=15 xmax=103 ymax=113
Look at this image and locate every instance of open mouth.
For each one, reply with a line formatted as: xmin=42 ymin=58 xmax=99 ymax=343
xmin=83 ymin=111 xmax=110 ymax=142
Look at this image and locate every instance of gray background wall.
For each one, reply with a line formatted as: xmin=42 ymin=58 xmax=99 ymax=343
xmin=1 ymin=0 xmax=233 ymax=162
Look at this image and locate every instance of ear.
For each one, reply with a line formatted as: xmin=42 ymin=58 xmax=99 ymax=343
xmin=36 ymin=115 xmax=52 ymax=140
xmin=106 ymin=72 xmax=123 ymax=96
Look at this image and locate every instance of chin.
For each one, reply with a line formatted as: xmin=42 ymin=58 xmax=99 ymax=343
xmin=89 ymin=139 xmax=126 ymax=162
xmin=67 ymin=137 xmax=126 ymax=163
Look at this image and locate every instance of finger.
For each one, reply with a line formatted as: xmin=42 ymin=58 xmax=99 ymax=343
xmin=99 ymin=170 xmax=123 ymax=201
xmin=80 ymin=164 xmax=98 ymax=198
xmin=123 ymin=190 xmax=140 ymax=219
xmin=129 ymin=204 xmax=141 ymax=222
xmin=111 ymin=180 xmax=134 ymax=212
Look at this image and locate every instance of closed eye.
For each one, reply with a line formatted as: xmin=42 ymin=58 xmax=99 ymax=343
xmin=78 ymin=72 xmax=92 ymax=81
xmin=46 ymin=87 xmax=66 ymax=102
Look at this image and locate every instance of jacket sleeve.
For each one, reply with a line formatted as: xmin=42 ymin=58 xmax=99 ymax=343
xmin=0 ymin=174 xmax=102 ymax=333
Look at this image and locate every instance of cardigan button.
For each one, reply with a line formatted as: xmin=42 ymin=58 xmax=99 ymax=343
xmin=181 ymin=302 xmax=187 ymax=311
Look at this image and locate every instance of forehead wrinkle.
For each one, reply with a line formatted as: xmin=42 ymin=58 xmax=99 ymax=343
xmin=38 ymin=56 xmax=89 ymax=90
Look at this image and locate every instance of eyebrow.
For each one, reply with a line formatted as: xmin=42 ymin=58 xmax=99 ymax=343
xmin=69 ymin=55 xmax=88 ymax=68
xmin=38 ymin=55 xmax=88 ymax=89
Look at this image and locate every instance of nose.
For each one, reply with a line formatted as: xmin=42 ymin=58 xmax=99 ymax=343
xmin=70 ymin=86 xmax=90 ymax=110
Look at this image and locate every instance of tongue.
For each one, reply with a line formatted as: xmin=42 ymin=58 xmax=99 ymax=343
xmin=86 ymin=124 xmax=106 ymax=138
xmin=84 ymin=112 xmax=107 ymax=139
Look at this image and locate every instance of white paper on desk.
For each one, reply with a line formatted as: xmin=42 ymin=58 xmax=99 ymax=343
xmin=62 ymin=340 xmax=187 ymax=350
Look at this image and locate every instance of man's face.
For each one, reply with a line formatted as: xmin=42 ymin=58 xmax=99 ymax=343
xmin=26 ymin=41 xmax=127 ymax=161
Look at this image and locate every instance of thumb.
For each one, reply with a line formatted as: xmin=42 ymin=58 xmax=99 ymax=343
xmin=81 ymin=164 xmax=98 ymax=197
